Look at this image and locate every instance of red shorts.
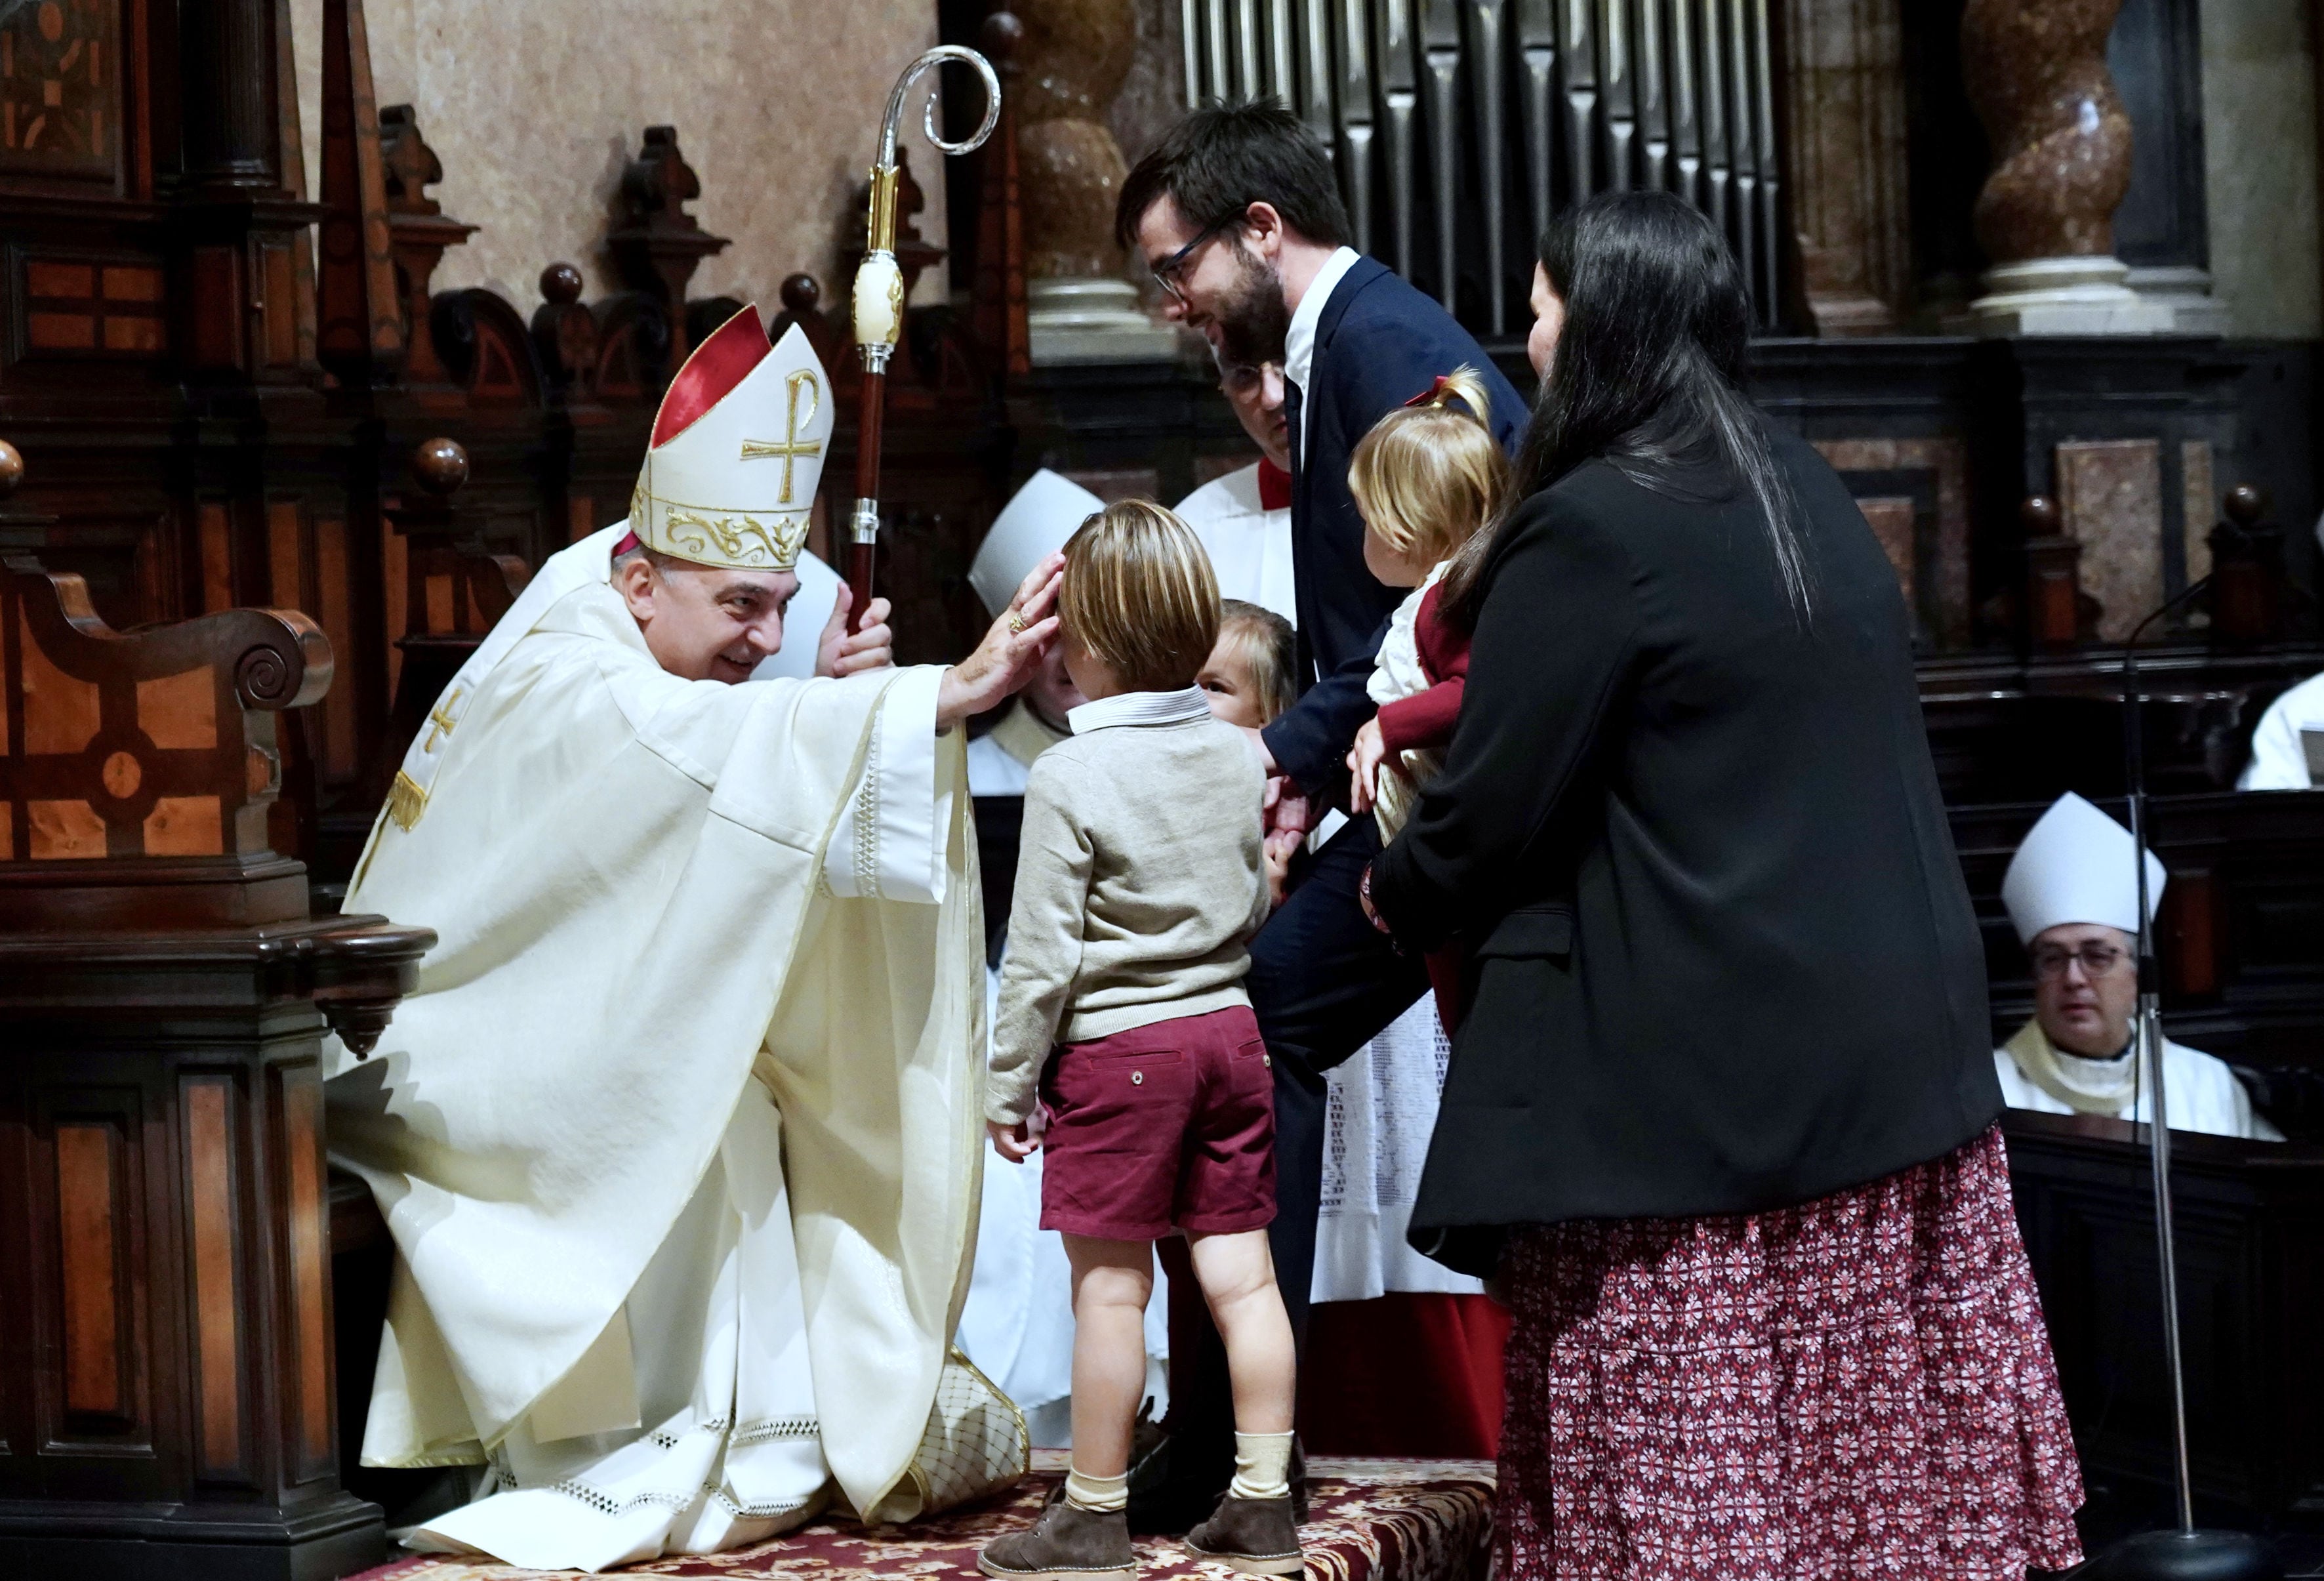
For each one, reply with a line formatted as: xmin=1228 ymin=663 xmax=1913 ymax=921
xmin=1038 ymin=1004 xmax=1276 ymax=1241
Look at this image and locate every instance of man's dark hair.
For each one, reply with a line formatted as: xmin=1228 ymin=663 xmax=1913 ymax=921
xmin=1114 ymin=99 xmax=1352 ymax=251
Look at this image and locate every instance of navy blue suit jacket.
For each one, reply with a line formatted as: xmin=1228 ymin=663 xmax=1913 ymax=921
xmin=1259 ymin=257 xmax=1525 ymax=791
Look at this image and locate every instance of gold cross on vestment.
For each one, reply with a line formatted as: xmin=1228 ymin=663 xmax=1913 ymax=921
xmin=423 ymin=688 xmax=463 ymax=752
xmin=738 ymin=369 xmax=823 ymax=504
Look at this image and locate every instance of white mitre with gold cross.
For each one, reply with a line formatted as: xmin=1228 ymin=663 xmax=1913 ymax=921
xmin=628 ymin=304 xmax=834 ymax=571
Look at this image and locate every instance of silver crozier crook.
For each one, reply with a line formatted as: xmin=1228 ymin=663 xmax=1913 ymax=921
xmin=845 ymin=47 xmax=1002 ymax=623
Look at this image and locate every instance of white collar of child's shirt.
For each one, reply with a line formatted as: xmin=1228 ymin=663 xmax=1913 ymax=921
xmin=1067 ymin=686 xmax=1215 ymax=735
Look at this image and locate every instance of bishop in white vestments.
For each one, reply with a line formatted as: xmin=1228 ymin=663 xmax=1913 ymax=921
xmin=325 ymin=307 xmax=1063 ymax=1572
xmin=1993 ymin=792 xmax=2281 ymax=1141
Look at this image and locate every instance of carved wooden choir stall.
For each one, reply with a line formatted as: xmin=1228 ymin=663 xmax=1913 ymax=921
xmin=0 ymin=445 xmax=434 ymax=1580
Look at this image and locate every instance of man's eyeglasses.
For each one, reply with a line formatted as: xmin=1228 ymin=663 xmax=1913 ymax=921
xmin=1152 ymin=207 xmax=1248 ymax=308
xmin=1218 ymin=360 xmax=1270 ymax=398
xmin=2031 ymin=941 xmax=2130 ymax=980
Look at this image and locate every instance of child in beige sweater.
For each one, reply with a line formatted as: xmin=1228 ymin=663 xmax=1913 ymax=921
xmin=981 ymin=503 xmax=1299 ymax=1581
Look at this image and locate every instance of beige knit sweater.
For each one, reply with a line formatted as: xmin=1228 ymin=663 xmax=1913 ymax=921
xmin=987 ymin=688 xmax=1271 ymax=1126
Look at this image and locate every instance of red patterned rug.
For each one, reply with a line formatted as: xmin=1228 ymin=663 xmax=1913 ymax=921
xmin=346 ymin=1454 xmax=1495 ymax=1581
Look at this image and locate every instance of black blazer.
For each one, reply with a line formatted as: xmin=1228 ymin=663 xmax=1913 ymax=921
xmin=1259 ymin=257 xmax=1522 ymax=790
xmin=1371 ymin=430 xmax=2001 ymax=1276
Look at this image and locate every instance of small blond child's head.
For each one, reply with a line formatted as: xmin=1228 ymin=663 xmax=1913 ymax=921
xmin=1058 ymin=499 xmax=1221 ymax=694
xmin=1200 ymin=600 xmax=1296 ymax=729
xmin=1348 ymin=364 xmax=1511 ymax=587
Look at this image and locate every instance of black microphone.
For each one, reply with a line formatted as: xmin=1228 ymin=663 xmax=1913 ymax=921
xmin=2090 ymin=576 xmax=2280 ymax=1580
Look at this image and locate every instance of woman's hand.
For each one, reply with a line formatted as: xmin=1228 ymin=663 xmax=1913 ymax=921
xmin=816 ymin=585 xmax=894 ymax=678
xmin=1261 ymin=773 xmax=1314 ymax=847
xmin=988 ymin=1118 xmax=1039 ymax=1162
xmin=937 ymin=552 xmax=1065 ymax=731
xmin=1347 ymin=717 xmax=1388 ymax=813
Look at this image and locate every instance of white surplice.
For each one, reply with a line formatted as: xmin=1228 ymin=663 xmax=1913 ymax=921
xmin=2239 ymin=669 xmax=2324 ymax=789
xmin=1172 ymin=462 xmax=1296 ymax=628
xmin=325 ymin=525 xmax=985 ymax=1571
xmin=1314 ymin=996 xmax=1486 ymax=1302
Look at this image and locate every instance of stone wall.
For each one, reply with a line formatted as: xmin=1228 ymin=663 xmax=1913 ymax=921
xmin=293 ymin=0 xmax=953 ymax=313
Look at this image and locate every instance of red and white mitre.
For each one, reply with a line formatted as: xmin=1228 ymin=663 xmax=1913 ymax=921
xmin=627 ymin=305 xmax=834 ymax=572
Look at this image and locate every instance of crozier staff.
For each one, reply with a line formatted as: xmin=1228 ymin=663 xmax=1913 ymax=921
xmin=1367 ymin=192 xmax=2086 ymax=1578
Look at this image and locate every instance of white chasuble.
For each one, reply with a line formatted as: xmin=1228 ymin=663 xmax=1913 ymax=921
xmin=325 ymin=526 xmax=986 ymax=1570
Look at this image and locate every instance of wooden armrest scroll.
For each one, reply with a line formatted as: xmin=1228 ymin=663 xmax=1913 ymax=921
xmin=2 ymin=552 xmax=332 ymax=868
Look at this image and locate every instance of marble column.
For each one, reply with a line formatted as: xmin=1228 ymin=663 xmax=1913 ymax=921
xmin=1784 ymin=0 xmax=1911 ymax=335
xmin=1016 ymin=0 xmax=1177 ymax=363
xmin=1957 ymin=0 xmax=2172 ymax=334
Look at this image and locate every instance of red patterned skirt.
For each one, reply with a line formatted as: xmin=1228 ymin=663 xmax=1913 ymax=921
xmin=1494 ymin=1124 xmax=2083 ymax=1580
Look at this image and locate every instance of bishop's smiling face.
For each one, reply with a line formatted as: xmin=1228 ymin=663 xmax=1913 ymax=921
xmin=615 ymin=552 xmax=799 ymax=684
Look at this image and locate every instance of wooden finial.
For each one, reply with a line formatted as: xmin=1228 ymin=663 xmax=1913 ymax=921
xmin=981 ymin=9 xmax=1025 ymax=61
xmin=410 ymin=437 xmax=470 ymax=497
xmin=2224 ymin=484 xmax=2265 ymax=527
xmin=2020 ymin=495 xmax=2060 ymax=535
xmin=0 ymin=439 xmax=23 ymax=501
xmin=540 ymin=262 xmax=584 ymax=306
xmin=781 ymin=274 xmax=822 ymax=316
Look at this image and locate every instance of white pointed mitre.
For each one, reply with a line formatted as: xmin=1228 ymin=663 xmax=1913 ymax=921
xmin=629 ymin=306 xmax=833 ymax=571
xmin=969 ymin=468 xmax=1103 ymax=617
xmin=2002 ymin=791 xmax=2169 ymax=944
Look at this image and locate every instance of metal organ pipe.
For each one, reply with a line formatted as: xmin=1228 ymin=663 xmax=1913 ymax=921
xmin=1177 ymin=0 xmax=1788 ymax=333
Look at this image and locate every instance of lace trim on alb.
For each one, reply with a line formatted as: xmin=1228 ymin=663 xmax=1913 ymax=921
xmin=851 ymin=711 xmax=883 ymax=897
xmin=708 ymin=1486 xmax=817 ymax=1519
xmin=494 ymin=1414 xmax=823 ymax=1524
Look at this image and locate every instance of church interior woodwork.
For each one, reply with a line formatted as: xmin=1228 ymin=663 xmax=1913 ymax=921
xmin=2 ymin=0 xmax=2323 ymax=1572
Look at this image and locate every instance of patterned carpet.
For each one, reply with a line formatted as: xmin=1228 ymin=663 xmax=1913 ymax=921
xmin=346 ymin=1454 xmax=1496 ymax=1581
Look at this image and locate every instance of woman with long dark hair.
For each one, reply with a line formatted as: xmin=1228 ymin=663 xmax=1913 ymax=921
xmin=1365 ymin=191 xmax=2085 ymax=1576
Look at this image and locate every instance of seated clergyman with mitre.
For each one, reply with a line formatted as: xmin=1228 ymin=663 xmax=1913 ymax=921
xmin=325 ymin=307 xmax=1061 ymax=1571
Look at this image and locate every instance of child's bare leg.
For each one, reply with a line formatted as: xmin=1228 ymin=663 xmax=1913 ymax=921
xmin=1061 ymin=1235 xmax=1156 ymax=1482
xmin=1185 ymin=1228 xmax=1294 ymax=1435
xmin=1182 ymin=1227 xmax=1303 ymax=1569
xmin=979 ymin=1236 xmax=1147 ymax=1580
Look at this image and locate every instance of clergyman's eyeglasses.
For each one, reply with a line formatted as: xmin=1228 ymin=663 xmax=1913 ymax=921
xmin=2031 ymin=942 xmax=2130 ymax=980
xmin=1152 ymin=208 xmax=1248 ymax=308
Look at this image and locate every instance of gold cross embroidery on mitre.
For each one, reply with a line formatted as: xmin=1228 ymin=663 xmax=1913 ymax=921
xmin=423 ymin=687 xmax=463 ymax=752
xmin=738 ymin=369 xmax=824 ymax=504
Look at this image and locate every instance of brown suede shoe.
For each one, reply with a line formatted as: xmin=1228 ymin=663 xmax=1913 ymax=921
xmin=1184 ymin=1493 xmax=1303 ymax=1576
xmin=979 ymin=1498 xmax=1137 ymax=1581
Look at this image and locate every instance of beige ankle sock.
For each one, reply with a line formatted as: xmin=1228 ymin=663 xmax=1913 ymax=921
xmin=1228 ymin=1430 xmax=1295 ymax=1501
xmin=1065 ymin=1466 xmax=1129 ymax=1513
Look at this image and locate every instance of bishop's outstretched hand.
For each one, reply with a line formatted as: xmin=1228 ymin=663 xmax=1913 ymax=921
xmin=937 ymin=551 xmax=1065 ymax=731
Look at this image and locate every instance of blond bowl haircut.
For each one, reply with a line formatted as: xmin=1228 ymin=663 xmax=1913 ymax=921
xmin=1059 ymin=499 xmax=1223 ymax=693
xmin=1216 ymin=599 xmax=1297 ymax=726
xmin=1347 ymin=363 xmax=1513 ymax=568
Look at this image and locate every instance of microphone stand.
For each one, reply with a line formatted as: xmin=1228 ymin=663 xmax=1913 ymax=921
xmin=2093 ymin=577 xmax=2278 ymax=1580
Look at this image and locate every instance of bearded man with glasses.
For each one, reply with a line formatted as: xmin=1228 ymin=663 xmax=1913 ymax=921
xmin=1114 ymin=99 xmax=1522 ymax=1524
xmin=1994 ymin=792 xmax=2281 ymax=1140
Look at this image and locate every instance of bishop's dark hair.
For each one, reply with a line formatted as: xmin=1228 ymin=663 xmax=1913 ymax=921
xmin=1441 ymin=190 xmax=1811 ymax=629
xmin=1114 ymin=99 xmax=1353 ymax=251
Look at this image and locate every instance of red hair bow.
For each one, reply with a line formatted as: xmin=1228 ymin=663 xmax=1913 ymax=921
xmin=1404 ymin=375 xmax=1452 ymax=408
